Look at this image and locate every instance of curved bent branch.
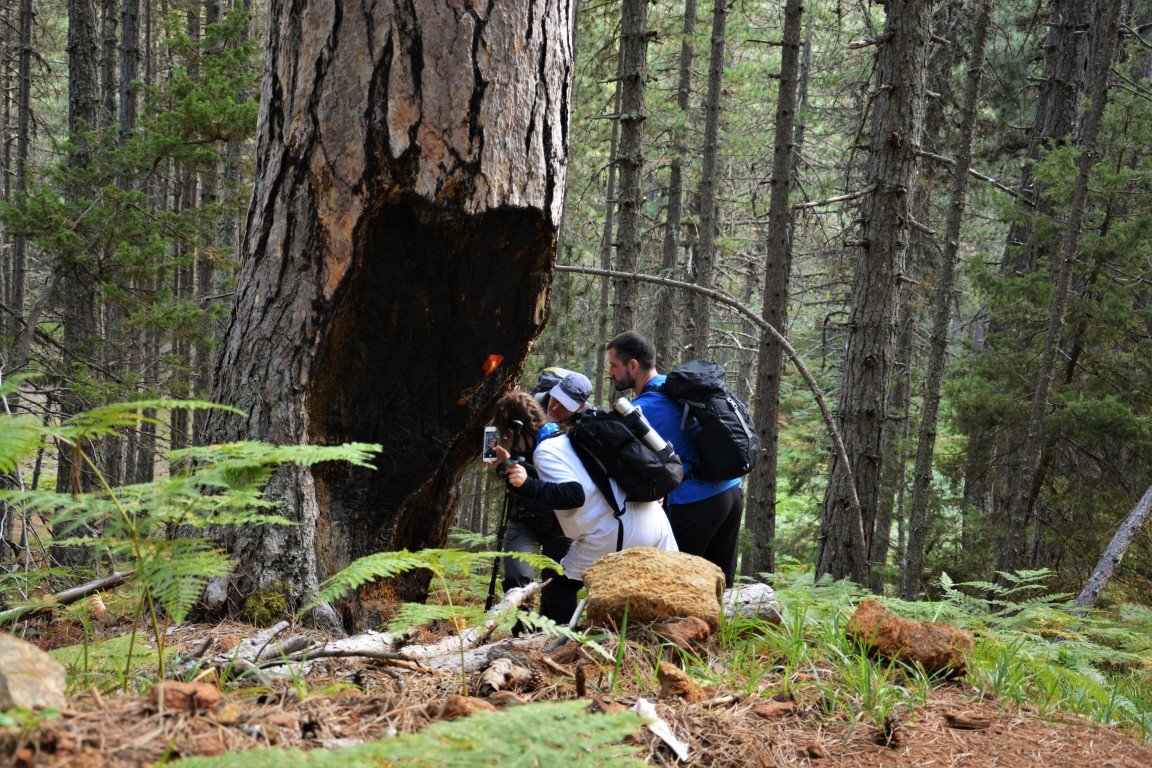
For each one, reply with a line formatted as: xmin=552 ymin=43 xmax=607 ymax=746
xmin=554 ymin=263 xmax=864 ymax=540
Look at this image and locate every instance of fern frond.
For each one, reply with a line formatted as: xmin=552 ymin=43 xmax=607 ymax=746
xmin=174 ymin=700 xmax=645 ymax=768
xmin=54 ymin=400 xmax=245 ymax=442
xmin=388 ymin=602 xmax=484 ymax=635
xmin=138 ymin=540 xmax=233 ymax=624
xmin=311 ymin=550 xmax=436 ymax=609
xmin=0 ymin=414 xmax=46 ymax=473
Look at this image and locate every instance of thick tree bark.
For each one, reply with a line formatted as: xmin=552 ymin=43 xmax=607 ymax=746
xmin=653 ymin=0 xmax=697 ymax=369
xmin=741 ymin=0 xmax=805 ymax=579
xmin=817 ymin=0 xmax=932 ymax=586
xmin=1074 ymin=485 xmax=1152 ymax=614
xmin=203 ymin=0 xmax=574 ymax=631
xmin=997 ymin=0 xmax=1123 ymax=580
xmin=1000 ymin=0 xmax=1091 ymax=275
xmin=684 ymin=0 xmax=727 ymax=356
xmin=611 ymin=0 xmax=649 ymax=334
xmin=55 ymin=0 xmax=101 ymax=499
xmin=901 ymin=0 xmax=993 ymax=600
xmin=8 ymin=0 xmax=33 ymax=350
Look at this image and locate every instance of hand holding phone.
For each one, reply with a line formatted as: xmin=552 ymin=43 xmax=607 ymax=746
xmin=482 ymin=426 xmax=498 ymax=464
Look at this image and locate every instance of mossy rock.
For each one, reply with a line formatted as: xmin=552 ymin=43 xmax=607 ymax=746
xmin=241 ymin=582 xmax=292 ymax=626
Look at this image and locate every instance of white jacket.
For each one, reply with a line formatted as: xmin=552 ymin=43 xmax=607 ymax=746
xmin=533 ymin=434 xmax=678 ymax=579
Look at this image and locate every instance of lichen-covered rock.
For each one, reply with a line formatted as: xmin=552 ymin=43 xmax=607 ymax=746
xmin=582 ymin=548 xmax=724 ymax=629
xmin=847 ymin=599 xmax=974 ymax=677
xmin=656 ymin=660 xmax=708 ymax=702
xmin=0 ymin=632 xmax=67 ymax=711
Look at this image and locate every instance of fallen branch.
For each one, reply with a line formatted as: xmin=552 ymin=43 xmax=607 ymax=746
xmin=791 ymin=184 xmax=876 ymax=210
xmin=1075 ymin=484 xmax=1152 ymax=615
xmin=0 ymin=570 xmax=134 ymax=624
xmin=916 ymin=150 xmax=1033 ymax=205
xmin=399 ymin=580 xmax=545 ymax=660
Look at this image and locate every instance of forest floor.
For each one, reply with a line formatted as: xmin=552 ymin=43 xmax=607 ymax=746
xmin=5 ymin=618 xmax=1152 ymax=768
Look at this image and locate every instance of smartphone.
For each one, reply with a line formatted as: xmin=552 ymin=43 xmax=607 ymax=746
xmin=482 ymin=426 xmax=499 ymax=464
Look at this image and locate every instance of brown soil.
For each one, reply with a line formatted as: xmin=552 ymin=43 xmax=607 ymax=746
xmin=4 ymin=622 xmax=1152 ymax=768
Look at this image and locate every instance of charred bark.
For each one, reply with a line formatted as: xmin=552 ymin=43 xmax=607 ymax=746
xmin=203 ymin=0 xmax=574 ymax=631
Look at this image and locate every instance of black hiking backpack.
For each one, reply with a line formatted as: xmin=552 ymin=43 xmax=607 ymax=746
xmin=567 ymin=408 xmax=684 ymax=503
xmin=661 ymin=360 xmax=761 ymax=482
xmin=567 ymin=407 xmax=684 ymax=549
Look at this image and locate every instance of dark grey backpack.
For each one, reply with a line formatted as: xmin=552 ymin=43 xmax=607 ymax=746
xmin=661 ymin=360 xmax=761 ymax=482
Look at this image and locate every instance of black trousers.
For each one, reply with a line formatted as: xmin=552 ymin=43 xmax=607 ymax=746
xmin=665 ymin=485 xmax=744 ymax=587
xmin=501 ymin=512 xmax=572 ymax=624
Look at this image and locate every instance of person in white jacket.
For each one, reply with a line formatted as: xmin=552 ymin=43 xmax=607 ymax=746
xmin=496 ymin=372 xmax=677 ymax=622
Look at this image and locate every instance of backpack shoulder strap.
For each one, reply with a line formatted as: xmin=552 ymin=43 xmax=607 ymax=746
xmin=568 ymin=434 xmax=626 ymax=551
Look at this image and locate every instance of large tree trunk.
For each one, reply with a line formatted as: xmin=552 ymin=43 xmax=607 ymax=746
xmin=741 ymin=0 xmax=805 ymax=580
xmin=8 ymin=0 xmax=33 ymax=351
xmin=56 ymin=0 xmax=101 ymax=500
xmin=203 ymin=0 xmax=574 ymax=631
xmin=817 ymin=0 xmax=932 ymax=586
xmin=652 ymin=0 xmax=697 ymax=369
xmin=901 ymin=0 xmax=992 ymax=600
xmin=997 ymin=0 xmax=1123 ymax=580
xmin=1000 ymin=0 xmax=1091 ymax=276
xmin=611 ymin=0 xmax=649 ymax=334
xmin=684 ymin=0 xmax=727 ymax=357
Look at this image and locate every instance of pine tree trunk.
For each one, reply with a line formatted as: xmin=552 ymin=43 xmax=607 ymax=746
xmin=9 ymin=0 xmax=33 ymax=355
xmin=611 ymin=0 xmax=649 ymax=334
xmin=100 ymin=0 xmax=118 ymax=129
xmin=653 ymin=0 xmax=697 ymax=369
xmin=817 ymin=0 xmax=932 ymax=585
xmin=593 ymin=69 xmax=621 ymax=407
xmin=997 ymin=0 xmax=1123 ymax=580
xmin=56 ymin=0 xmax=101 ymax=497
xmin=871 ymin=303 xmax=913 ymax=589
xmin=741 ymin=0 xmax=805 ymax=579
xmin=1001 ymin=0 xmax=1091 ymax=275
xmin=202 ymin=0 xmax=574 ymax=631
xmin=684 ymin=0 xmax=726 ymax=357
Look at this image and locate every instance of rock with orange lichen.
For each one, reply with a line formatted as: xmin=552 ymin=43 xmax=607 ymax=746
xmin=583 ymin=548 xmax=724 ymax=630
xmin=847 ymin=599 xmax=974 ymax=677
xmin=656 ymin=660 xmax=708 ymax=702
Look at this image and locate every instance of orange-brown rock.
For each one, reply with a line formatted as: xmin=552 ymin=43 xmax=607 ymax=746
xmin=847 ymin=599 xmax=974 ymax=677
xmin=656 ymin=660 xmax=708 ymax=702
xmin=751 ymin=700 xmax=796 ymax=719
xmin=583 ymin=548 xmax=724 ymax=630
xmin=152 ymin=681 xmax=220 ymax=712
xmin=435 ymin=694 xmax=497 ymax=719
xmin=654 ymin=616 xmax=712 ymax=651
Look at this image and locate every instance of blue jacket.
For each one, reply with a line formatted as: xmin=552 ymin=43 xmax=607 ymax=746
xmin=632 ymin=374 xmax=741 ymax=505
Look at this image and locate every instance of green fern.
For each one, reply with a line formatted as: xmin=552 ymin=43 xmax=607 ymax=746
xmin=0 ymin=399 xmax=382 ymax=680
xmin=175 ymin=700 xmax=645 ymax=768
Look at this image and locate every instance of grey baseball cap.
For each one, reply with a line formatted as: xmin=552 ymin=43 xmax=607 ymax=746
xmin=548 ymin=372 xmax=593 ymax=412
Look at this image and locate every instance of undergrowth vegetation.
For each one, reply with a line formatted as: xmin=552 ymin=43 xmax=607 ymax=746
xmin=2 ymin=400 xmax=1151 ymax=764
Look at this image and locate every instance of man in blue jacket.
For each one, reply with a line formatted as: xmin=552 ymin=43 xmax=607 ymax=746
xmin=605 ymin=330 xmax=743 ymax=586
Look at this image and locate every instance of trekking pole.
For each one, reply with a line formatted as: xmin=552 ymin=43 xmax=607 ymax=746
xmin=484 ymin=419 xmax=525 ymax=612
xmin=485 ymin=488 xmax=512 ymax=611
